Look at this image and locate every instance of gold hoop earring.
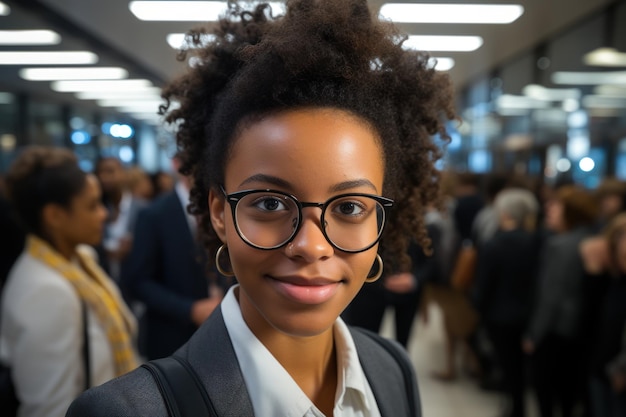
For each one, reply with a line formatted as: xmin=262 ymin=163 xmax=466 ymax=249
xmin=365 ymin=254 xmax=383 ymax=283
xmin=215 ymin=244 xmax=235 ymax=277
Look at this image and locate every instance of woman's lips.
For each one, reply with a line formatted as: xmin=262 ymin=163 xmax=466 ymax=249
xmin=268 ymin=276 xmax=341 ymax=305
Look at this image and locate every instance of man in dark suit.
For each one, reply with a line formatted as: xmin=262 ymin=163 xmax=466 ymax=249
xmin=123 ymin=166 xmax=227 ymax=360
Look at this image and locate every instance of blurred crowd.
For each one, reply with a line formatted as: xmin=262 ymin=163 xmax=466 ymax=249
xmin=1 ymin=146 xmax=625 ymax=417
xmin=345 ymin=170 xmax=626 ymax=417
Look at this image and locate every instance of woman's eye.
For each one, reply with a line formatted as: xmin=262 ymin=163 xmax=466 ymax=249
xmin=254 ymin=197 xmax=287 ymax=211
xmin=335 ymin=201 xmax=365 ymax=216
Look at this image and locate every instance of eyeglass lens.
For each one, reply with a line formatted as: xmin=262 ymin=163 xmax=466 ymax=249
xmin=233 ymin=191 xmax=385 ymax=251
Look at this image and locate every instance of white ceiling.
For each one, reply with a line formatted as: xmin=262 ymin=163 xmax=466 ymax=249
xmin=1 ymin=0 xmax=616 ymax=110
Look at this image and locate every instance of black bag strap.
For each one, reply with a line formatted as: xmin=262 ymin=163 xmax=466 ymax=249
xmin=81 ymin=300 xmax=90 ymax=391
xmin=356 ymin=329 xmax=418 ymax=417
xmin=141 ymin=356 xmax=216 ymax=417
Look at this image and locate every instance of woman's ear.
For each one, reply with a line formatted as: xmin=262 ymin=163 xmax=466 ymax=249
xmin=42 ymin=203 xmax=66 ymax=232
xmin=208 ymin=188 xmax=227 ymax=243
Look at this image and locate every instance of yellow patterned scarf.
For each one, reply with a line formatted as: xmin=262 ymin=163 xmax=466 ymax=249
xmin=27 ymin=235 xmax=138 ymax=376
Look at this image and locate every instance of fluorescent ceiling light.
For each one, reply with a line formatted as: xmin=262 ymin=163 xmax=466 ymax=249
xmin=379 ymin=3 xmax=524 ymax=24
xmin=20 ymin=67 xmax=128 ymax=81
xmin=584 ymin=47 xmax=626 ymax=67
xmin=552 ymin=71 xmax=626 ymax=85
xmin=167 ymin=33 xmax=216 ymax=49
xmin=522 ymin=84 xmax=581 ymax=101
xmin=52 ymin=79 xmax=153 ymax=92
xmin=75 ymin=88 xmax=162 ymax=100
xmin=496 ymin=94 xmax=550 ymax=110
xmin=130 ymin=1 xmax=285 ymax=21
xmin=594 ymin=85 xmax=626 ymax=97
xmin=0 ymin=30 xmax=60 ymax=45
xmin=0 ymin=2 xmax=10 ymax=16
xmin=582 ymin=94 xmax=626 ymax=109
xmin=428 ymin=57 xmax=455 ymax=71
xmin=0 ymin=51 xmax=98 ymax=65
xmin=97 ymin=99 xmax=165 ymax=108
xmin=404 ymin=35 xmax=483 ymax=52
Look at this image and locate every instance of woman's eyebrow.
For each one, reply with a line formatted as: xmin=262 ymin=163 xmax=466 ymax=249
xmin=239 ymin=174 xmax=292 ymax=189
xmin=329 ymin=179 xmax=378 ymax=193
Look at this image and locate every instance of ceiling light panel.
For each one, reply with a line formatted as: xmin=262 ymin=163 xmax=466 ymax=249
xmin=0 ymin=51 xmax=98 ymax=65
xmin=51 ymin=79 xmax=153 ymax=92
xmin=0 ymin=30 xmax=61 ymax=45
xmin=428 ymin=57 xmax=455 ymax=71
xmin=166 ymin=33 xmax=216 ymax=49
xmin=552 ymin=71 xmax=626 ymax=85
xmin=20 ymin=67 xmax=128 ymax=81
xmin=379 ymin=3 xmax=524 ymax=24
xmin=130 ymin=1 xmax=285 ymax=21
xmin=404 ymin=35 xmax=483 ymax=52
xmin=0 ymin=2 xmax=10 ymax=16
xmin=584 ymin=48 xmax=626 ymax=67
xmin=75 ymin=88 xmax=162 ymax=100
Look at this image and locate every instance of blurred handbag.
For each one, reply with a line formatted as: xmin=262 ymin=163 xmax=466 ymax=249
xmin=450 ymin=240 xmax=478 ymax=292
xmin=0 ymin=301 xmax=90 ymax=416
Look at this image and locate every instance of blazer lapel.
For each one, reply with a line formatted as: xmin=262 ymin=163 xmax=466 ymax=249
xmin=180 ymin=307 xmax=255 ymax=416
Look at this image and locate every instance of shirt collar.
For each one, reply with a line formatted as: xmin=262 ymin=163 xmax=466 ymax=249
xmin=221 ymin=286 xmax=372 ymax=416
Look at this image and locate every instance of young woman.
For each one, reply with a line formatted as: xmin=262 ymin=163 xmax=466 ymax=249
xmin=67 ymin=1 xmax=455 ymax=416
xmin=0 ymin=146 xmax=138 ymax=417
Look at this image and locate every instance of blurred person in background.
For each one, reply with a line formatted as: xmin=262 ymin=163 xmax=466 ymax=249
xmin=581 ymin=213 xmax=626 ymax=417
xmin=150 ymin=170 xmax=175 ymax=198
xmin=422 ymin=171 xmax=480 ymax=382
xmin=524 ymin=185 xmax=598 ymax=417
xmin=94 ymin=157 xmax=146 ymax=287
xmin=343 ymin=210 xmax=442 ymax=349
xmin=0 ymin=180 xmax=25 ymax=287
xmin=126 ymin=166 xmax=154 ymax=201
xmin=122 ymin=154 xmax=228 ymax=360
xmin=0 ymin=146 xmax=138 ymax=417
xmin=473 ymin=188 xmax=540 ymax=417
xmin=593 ymin=178 xmax=626 ymax=232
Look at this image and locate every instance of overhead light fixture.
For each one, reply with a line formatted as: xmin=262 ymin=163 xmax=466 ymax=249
xmin=552 ymin=71 xmax=626 ymax=85
xmin=594 ymin=85 xmax=626 ymax=97
xmin=496 ymin=94 xmax=550 ymax=110
xmin=20 ymin=67 xmax=128 ymax=81
xmin=582 ymin=94 xmax=626 ymax=109
xmin=51 ymin=79 xmax=153 ymax=92
xmin=379 ymin=3 xmax=524 ymax=24
xmin=75 ymin=88 xmax=162 ymax=100
xmin=522 ymin=84 xmax=581 ymax=101
xmin=166 ymin=33 xmax=216 ymax=49
xmin=584 ymin=47 xmax=626 ymax=67
xmin=130 ymin=1 xmax=285 ymax=21
xmin=0 ymin=2 xmax=10 ymax=16
xmin=0 ymin=30 xmax=61 ymax=45
xmin=404 ymin=35 xmax=483 ymax=52
xmin=0 ymin=51 xmax=98 ymax=65
xmin=428 ymin=57 xmax=455 ymax=71
xmin=97 ymin=99 xmax=165 ymax=108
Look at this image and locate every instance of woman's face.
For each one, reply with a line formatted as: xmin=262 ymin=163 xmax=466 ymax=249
xmin=59 ymin=174 xmax=108 ymax=247
xmin=209 ymin=108 xmax=385 ymax=338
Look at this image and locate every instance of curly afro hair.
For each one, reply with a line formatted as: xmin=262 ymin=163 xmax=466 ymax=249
xmin=161 ymin=0 xmax=456 ymax=273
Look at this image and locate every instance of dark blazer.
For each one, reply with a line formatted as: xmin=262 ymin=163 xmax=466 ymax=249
xmin=66 ymin=307 xmax=421 ymax=417
xmin=123 ymin=190 xmax=212 ymax=360
xmin=527 ymin=227 xmax=594 ymax=344
xmin=472 ymin=229 xmax=540 ymax=327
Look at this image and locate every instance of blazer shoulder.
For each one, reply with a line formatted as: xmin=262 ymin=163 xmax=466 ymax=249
xmin=66 ymin=366 xmax=168 ymax=417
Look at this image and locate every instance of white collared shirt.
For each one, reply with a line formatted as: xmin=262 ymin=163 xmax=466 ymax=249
xmin=221 ymin=286 xmax=381 ymax=417
xmin=174 ymin=181 xmax=197 ymax=237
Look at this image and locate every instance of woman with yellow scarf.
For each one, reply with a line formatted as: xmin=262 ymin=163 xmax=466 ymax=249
xmin=0 ymin=146 xmax=138 ymax=417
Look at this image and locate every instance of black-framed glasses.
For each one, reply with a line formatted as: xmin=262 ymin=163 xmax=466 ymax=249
xmin=221 ymin=187 xmax=394 ymax=253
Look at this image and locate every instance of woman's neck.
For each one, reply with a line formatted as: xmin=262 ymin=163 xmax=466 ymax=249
xmin=41 ymin=233 xmax=76 ymax=261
